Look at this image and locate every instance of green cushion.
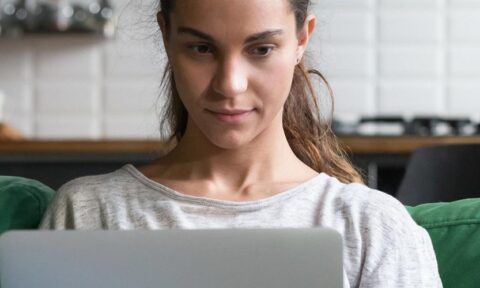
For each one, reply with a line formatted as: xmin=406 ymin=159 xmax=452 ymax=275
xmin=0 ymin=176 xmax=55 ymax=235
xmin=407 ymin=198 xmax=480 ymax=288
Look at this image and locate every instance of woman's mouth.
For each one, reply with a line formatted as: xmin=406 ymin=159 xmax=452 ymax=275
xmin=206 ymin=109 xmax=255 ymax=124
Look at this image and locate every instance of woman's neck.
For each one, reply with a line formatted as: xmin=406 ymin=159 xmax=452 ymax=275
xmin=153 ymin=118 xmax=317 ymax=194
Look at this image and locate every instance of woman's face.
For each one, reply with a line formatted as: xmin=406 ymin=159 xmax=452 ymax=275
xmin=160 ymin=0 xmax=313 ymax=149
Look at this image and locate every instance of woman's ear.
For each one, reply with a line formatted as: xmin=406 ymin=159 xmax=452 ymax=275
xmin=296 ymin=14 xmax=316 ymax=61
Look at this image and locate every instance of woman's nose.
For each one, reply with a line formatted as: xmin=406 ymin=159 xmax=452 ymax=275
xmin=212 ymin=56 xmax=248 ymax=98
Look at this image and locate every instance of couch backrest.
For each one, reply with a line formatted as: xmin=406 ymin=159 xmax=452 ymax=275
xmin=407 ymin=198 xmax=480 ymax=288
xmin=0 ymin=176 xmax=55 ymax=235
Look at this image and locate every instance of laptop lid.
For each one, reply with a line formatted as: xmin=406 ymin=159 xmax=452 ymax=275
xmin=0 ymin=228 xmax=343 ymax=288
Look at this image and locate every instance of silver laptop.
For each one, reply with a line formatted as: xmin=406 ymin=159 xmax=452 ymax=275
xmin=0 ymin=228 xmax=343 ymax=288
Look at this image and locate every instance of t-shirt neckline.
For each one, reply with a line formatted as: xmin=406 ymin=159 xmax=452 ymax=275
xmin=122 ymin=164 xmax=328 ymax=210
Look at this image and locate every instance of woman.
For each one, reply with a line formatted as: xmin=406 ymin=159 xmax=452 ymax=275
xmin=40 ymin=0 xmax=442 ymax=287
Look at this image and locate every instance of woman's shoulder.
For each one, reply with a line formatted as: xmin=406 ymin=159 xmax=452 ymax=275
xmin=318 ymin=175 xmax=441 ymax=287
xmin=317 ymin=173 xmax=419 ymax=230
xmin=55 ymin=165 xmax=137 ymax=199
xmin=39 ymin=165 xmax=149 ymax=230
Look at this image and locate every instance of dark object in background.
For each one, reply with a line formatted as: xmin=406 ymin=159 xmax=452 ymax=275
xmin=396 ymin=144 xmax=480 ymax=205
xmin=0 ymin=0 xmax=114 ymax=37
xmin=406 ymin=117 xmax=475 ymax=136
xmin=0 ymin=1 xmax=24 ymax=36
xmin=448 ymin=118 xmax=477 ymax=135
xmin=333 ymin=115 xmax=480 ymax=136
xmin=406 ymin=117 xmax=440 ymax=136
xmin=333 ymin=116 xmax=408 ymax=136
xmin=0 ymin=154 xmax=156 ymax=190
xmin=358 ymin=116 xmax=407 ymax=136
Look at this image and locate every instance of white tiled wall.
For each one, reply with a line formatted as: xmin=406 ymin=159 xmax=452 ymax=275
xmin=314 ymin=0 xmax=480 ymax=123
xmin=0 ymin=0 xmax=479 ymax=139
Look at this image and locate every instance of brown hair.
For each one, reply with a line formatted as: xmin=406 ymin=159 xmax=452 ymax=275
xmin=158 ymin=0 xmax=363 ymax=184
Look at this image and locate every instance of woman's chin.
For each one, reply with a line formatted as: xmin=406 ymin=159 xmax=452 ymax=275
xmin=206 ymin=133 xmax=253 ymax=151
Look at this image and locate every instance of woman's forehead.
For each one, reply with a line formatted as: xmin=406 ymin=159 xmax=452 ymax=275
xmin=171 ymin=0 xmax=294 ymax=28
xmin=169 ymin=0 xmax=296 ymax=41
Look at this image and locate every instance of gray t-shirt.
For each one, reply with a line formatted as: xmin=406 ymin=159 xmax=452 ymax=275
xmin=39 ymin=164 xmax=442 ymax=288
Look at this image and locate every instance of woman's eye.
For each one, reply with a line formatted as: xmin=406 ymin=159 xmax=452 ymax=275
xmin=250 ymin=46 xmax=275 ymax=56
xmin=190 ymin=44 xmax=213 ymax=55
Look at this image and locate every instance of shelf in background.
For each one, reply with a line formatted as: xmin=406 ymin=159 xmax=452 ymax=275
xmin=0 ymin=140 xmax=170 ymax=154
xmin=1 ymin=136 xmax=479 ymax=192
xmin=1 ymin=136 xmax=480 ymax=154
xmin=338 ymin=136 xmax=480 ymax=154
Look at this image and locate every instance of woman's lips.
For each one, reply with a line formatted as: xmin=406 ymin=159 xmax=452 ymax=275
xmin=206 ymin=109 xmax=254 ymax=123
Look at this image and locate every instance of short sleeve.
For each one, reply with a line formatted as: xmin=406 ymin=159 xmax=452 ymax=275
xmin=356 ymin=197 xmax=443 ymax=287
xmin=38 ymin=185 xmax=74 ymax=230
xmin=38 ymin=179 xmax=103 ymax=230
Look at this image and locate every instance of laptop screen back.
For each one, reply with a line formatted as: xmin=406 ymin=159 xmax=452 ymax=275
xmin=0 ymin=228 xmax=342 ymax=288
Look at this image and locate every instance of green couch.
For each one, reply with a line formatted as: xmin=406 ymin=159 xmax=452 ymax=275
xmin=0 ymin=176 xmax=55 ymax=234
xmin=407 ymin=200 xmax=480 ymax=288
xmin=1 ymin=176 xmax=479 ymax=287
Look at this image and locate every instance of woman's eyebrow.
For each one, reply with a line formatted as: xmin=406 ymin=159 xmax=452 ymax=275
xmin=177 ymin=27 xmax=284 ymax=44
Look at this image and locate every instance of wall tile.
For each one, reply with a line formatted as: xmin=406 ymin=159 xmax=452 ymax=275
xmin=32 ymin=37 xmax=100 ymax=80
xmin=378 ymin=81 xmax=442 ymax=115
xmin=379 ymin=11 xmax=440 ymax=43
xmin=103 ymin=40 xmax=165 ymax=80
xmin=330 ymin=78 xmax=375 ymax=115
xmin=379 ymin=45 xmax=441 ymax=77
xmin=449 ymin=10 xmax=480 ymax=42
xmin=318 ymin=10 xmax=373 ymax=43
xmin=103 ymin=115 xmax=160 ymax=139
xmin=379 ymin=0 xmax=441 ymax=9
xmin=448 ymin=81 xmax=480 ymax=114
xmin=313 ymin=0 xmax=373 ymax=9
xmin=104 ymin=80 xmax=160 ymax=115
xmin=36 ymin=81 xmax=98 ymax=116
xmin=449 ymin=0 xmax=480 ymax=8
xmin=35 ymin=115 xmax=99 ymax=139
xmin=0 ymin=82 xmax=33 ymax=115
xmin=0 ymin=41 xmax=31 ymax=81
xmin=314 ymin=44 xmax=373 ymax=78
xmin=450 ymin=46 xmax=480 ymax=77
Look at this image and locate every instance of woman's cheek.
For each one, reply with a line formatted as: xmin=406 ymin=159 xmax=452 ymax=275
xmin=174 ymin=60 xmax=210 ymax=104
xmin=264 ymin=62 xmax=294 ymax=101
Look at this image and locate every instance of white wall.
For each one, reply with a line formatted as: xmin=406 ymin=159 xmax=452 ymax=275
xmin=0 ymin=0 xmax=479 ymax=139
xmin=312 ymin=0 xmax=480 ymax=122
